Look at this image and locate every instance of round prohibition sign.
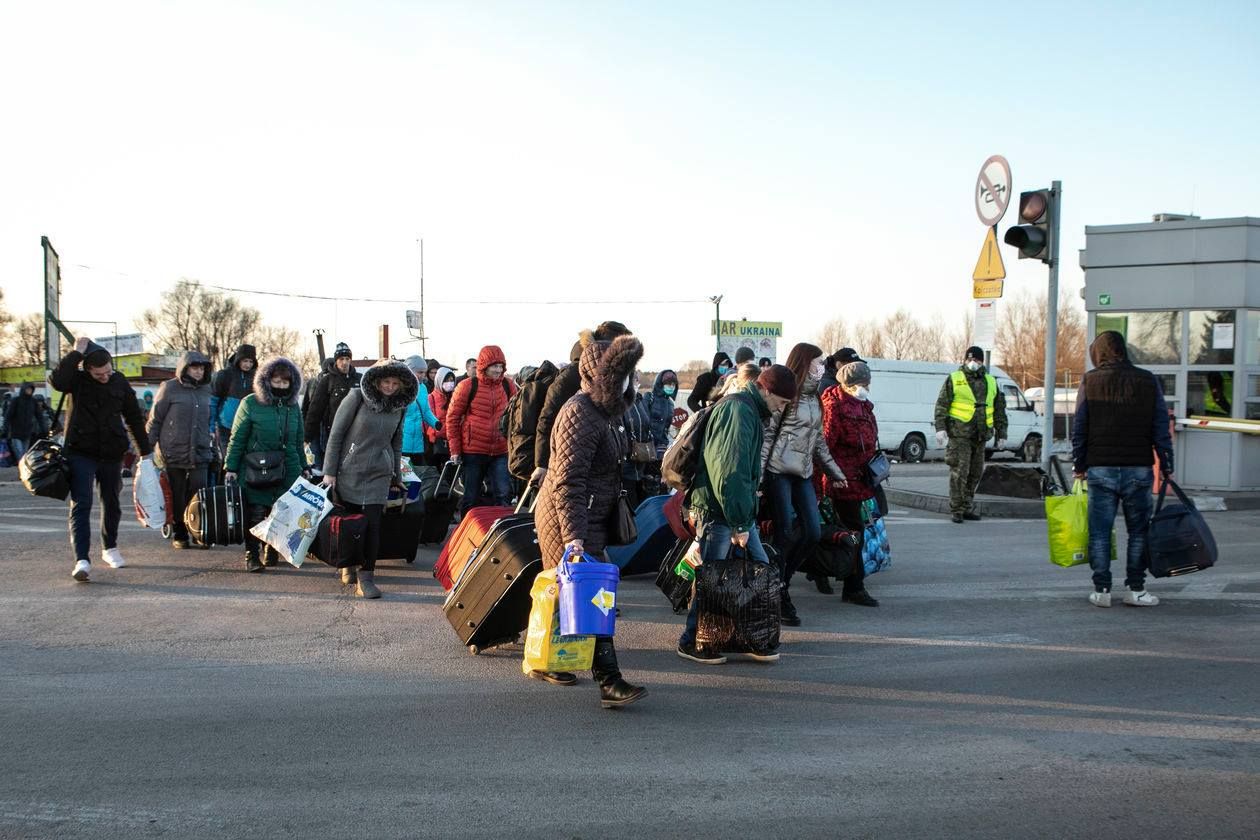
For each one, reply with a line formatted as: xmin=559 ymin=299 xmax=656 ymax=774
xmin=974 ymin=155 xmax=1012 ymax=226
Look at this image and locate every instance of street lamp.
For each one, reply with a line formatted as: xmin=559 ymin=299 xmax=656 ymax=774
xmin=709 ymin=295 xmax=723 ymax=352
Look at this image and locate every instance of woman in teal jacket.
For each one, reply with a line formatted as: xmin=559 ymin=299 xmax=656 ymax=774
xmin=224 ymin=357 xmax=310 ymax=572
xmin=401 ymin=355 xmax=440 ymax=464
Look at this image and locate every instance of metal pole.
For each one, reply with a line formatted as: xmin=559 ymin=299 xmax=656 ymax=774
xmin=711 ymin=295 xmax=723 ymax=352
xmin=419 ymin=237 xmax=427 ymax=358
xmin=1040 ymin=180 xmax=1062 ymax=476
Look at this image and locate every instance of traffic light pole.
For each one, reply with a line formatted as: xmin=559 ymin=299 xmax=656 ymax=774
xmin=1040 ymin=181 xmax=1062 ymax=477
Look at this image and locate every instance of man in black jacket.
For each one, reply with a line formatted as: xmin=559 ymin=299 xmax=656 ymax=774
xmin=1072 ymin=331 xmax=1173 ymax=608
xmin=4 ymin=382 xmax=40 ymax=460
xmin=303 ymin=342 xmax=361 ymax=471
xmin=530 ymin=321 xmax=630 ymax=486
xmin=50 ymin=338 xmax=152 ymax=582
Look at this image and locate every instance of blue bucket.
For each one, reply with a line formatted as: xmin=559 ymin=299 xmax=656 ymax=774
xmin=557 ymin=551 xmax=620 ymax=637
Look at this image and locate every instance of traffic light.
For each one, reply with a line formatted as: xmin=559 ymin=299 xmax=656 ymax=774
xmin=1004 ymin=188 xmax=1055 ymax=263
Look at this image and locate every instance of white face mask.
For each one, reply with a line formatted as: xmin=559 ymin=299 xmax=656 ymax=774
xmin=854 ymin=386 xmax=871 ymax=401
xmin=620 ymin=375 xmax=632 ymax=395
xmin=442 ymin=381 xmax=455 ymax=393
xmin=809 ymin=359 xmax=826 ymax=381
xmin=966 ymin=360 xmax=982 ymax=372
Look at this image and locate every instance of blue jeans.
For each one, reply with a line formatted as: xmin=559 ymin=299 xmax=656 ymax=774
xmin=763 ymin=471 xmax=820 ymax=586
xmin=678 ymin=515 xmax=770 ymax=647
xmin=1086 ymin=466 xmax=1154 ymax=591
xmin=9 ymin=437 xmax=29 ymax=461
xmin=308 ymin=426 xmax=329 ymax=471
xmin=458 ymin=453 xmax=510 ymax=515
xmin=67 ymin=453 xmax=123 ymax=562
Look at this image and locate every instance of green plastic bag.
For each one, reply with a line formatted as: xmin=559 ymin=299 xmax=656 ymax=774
xmin=1045 ymin=480 xmax=1114 ymax=568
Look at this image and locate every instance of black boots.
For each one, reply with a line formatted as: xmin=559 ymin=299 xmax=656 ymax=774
xmin=356 ymin=570 xmax=381 ymax=599
xmin=592 ymin=639 xmax=646 ymax=710
xmin=781 ymin=588 xmax=802 ymax=626
xmin=341 ymin=567 xmax=357 ymax=586
xmin=245 ymin=547 xmax=263 ymax=573
xmin=811 ymin=574 xmax=835 ymax=595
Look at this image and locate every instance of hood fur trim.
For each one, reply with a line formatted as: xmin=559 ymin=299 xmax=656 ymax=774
xmin=580 ymin=335 xmax=644 ymax=416
xmin=361 ymin=359 xmax=419 ymax=412
xmin=253 ymin=357 xmax=303 ymax=405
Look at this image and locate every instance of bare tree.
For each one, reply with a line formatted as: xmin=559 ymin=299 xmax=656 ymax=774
xmin=137 ymin=279 xmax=263 ymax=369
xmin=256 ymin=324 xmax=318 ymax=380
xmin=994 ymin=290 xmax=1086 ymax=389
xmin=814 ymin=317 xmax=849 ymax=354
xmin=5 ymin=313 xmax=45 ymax=367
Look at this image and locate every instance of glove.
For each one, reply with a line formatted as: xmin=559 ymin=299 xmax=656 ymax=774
xmin=935 ymin=430 xmax=948 ymax=448
xmin=995 ymin=439 xmax=1007 ymax=450
xmin=529 ymin=466 xmax=548 ymax=487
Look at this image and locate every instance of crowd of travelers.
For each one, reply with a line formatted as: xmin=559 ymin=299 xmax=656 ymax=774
xmin=15 ymin=321 xmax=1174 ymax=708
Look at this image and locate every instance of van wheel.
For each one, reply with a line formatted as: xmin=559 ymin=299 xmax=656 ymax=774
xmin=900 ymin=434 xmax=926 ymax=463
xmin=1020 ymin=435 xmax=1042 ymax=463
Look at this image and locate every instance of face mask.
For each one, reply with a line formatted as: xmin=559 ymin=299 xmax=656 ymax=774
xmin=809 ymin=361 xmax=826 ymax=381
xmin=717 ymin=366 xmax=731 ymax=376
xmin=620 ymin=375 xmax=632 ymax=395
xmin=663 ymin=385 xmax=677 ymax=397
xmin=966 ymin=361 xmax=981 ymax=372
xmin=271 ymin=386 xmax=292 ymax=399
xmin=854 ymin=386 xmax=871 ymax=401
xmin=442 ymin=381 xmax=455 ymax=393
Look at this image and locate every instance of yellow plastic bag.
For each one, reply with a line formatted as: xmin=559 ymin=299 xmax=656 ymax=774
xmin=522 ymin=569 xmax=596 ymax=674
xmin=1045 ymin=480 xmax=1114 ymax=568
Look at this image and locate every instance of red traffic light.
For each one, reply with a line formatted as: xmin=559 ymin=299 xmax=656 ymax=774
xmin=1019 ymin=190 xmax=1049 ymax=224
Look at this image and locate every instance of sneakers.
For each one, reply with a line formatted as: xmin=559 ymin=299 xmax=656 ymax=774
xmin=101 ymin=548 xmax=126 ymax=569
xmin=677 ymin=643 xmax=726 ymax=665
xmin=744 ymin=648 xmax=781 ymax=663
xmin=72 ymin=559 xmax=91 ymax=582
xmin=1124 ymin=588 xmax=1160 ymax=607
xmin=1089 ymin=589 xmax=1112 ymax=608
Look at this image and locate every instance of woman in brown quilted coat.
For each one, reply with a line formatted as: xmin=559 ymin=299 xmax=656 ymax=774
xmin=533 ymin=335 xmax=647 ymax=709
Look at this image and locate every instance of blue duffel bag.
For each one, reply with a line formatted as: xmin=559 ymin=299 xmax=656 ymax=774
xmin=1146 ymin=477 xmax=1217 ymax=578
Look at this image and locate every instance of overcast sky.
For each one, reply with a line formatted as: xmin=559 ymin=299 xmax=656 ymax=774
xmin=2 ymin=0 xmax=1257 ymax=371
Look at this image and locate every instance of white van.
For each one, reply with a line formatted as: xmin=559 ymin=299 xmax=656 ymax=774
xmin=864 ymin=359 xmax=1043 ymax=463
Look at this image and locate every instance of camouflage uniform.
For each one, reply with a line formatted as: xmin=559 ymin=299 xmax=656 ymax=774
xmin=934 ymin=366 xmax=1008 ymax=515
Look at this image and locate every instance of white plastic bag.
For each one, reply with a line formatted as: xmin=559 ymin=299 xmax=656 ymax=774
xmin=249 ymin=478 xmax=334 ymax=568
xmin=133 ymin=457 xmax=166 ymax=529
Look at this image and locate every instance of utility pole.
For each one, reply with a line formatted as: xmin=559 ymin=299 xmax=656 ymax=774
xmin=710 ymin=295 xmax=723 ymax=352
xmin=1040 ymin=180 xmax=1062 ymax=476
xmin=417 ymin=237 xmax=427 ymax=358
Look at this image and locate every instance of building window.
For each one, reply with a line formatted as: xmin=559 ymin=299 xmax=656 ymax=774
xmin=1188 ymin=310 xmax=1236 ymax=365
xmin=1246 ymin=311 xmax=1260 ymax=366
xmin=1247 ymin=375 xmax=1260 ymax=421
xmin=1155 ymin=373 xmax=1179 ymax=414
xmin=1186 ymin=371 xmax=1234 ymax=418
xmin=1096 ymin=311 xmax=1182 ymax=365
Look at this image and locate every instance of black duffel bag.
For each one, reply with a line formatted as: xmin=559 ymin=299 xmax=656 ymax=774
xmin=695 ymin=546 xmax=782 ymax=653
xmin=1146 ymin=477 xmax=1217 ymax=578
xmin=19 ymin=393 xmax=70 ymax=500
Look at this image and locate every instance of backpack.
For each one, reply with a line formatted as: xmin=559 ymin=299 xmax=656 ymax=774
xmin=503 ymin=361 xmax=559 ymax=479
xmin=661 ymin=393 xmax=752 ymax=493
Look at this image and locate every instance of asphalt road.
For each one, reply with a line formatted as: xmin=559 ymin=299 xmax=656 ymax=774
xmin=0 ymin=478 xmax=1257 ymax=839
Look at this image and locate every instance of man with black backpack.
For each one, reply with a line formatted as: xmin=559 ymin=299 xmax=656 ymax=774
xmin=445 ymin=345 xmax=518 ymax=517
xmin=1072 ymin=331 xmax=1174 ymax=608
xmin=503 ymin=360 xmax=559 ymax=482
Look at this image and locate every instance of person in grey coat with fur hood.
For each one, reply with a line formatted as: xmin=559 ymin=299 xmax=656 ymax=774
xmin=146 ymin=351 xmax=214 ymax=548
xmin=320 ymin=359 xmax=417 ymax=598
xmin=533 ymin=335 xmax=648 ymax=709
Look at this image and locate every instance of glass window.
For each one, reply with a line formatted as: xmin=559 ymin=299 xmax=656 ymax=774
xmin=1002 ymin=384 xmax=1030 ymax=410
xmin=1188 ymin=310 xmax=1236 ymax=365
xmin=1155 ymin=374 xmax=1176 ymax=397
xmin=1247 ymin=376 xmax=1260 ymax=420
xmin=1246 ymin=311 xmax=1260 ymax=366
xmin=1096 ymin=311 xmax=1182 ymax=365
xmin=1186 ymin=371 xmax=1234 ymax=418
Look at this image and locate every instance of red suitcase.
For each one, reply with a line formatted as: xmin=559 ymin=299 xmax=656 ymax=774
xmin=434 ymin=490 xmax=535 ymax=590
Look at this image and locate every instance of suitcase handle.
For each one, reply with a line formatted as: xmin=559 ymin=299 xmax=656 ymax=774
xmin=438 ymin=460 xmax=462 ymax=498
xmin=514 ymin=484 xmax=539 ymax=515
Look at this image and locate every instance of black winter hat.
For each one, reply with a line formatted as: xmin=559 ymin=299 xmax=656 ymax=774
xmin=334 ymin=342 xmax=352 ymax=360
xmin=965 ymin=346 xmax=985 ymax=362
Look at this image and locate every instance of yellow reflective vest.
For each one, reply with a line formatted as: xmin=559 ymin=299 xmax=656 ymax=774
xmin=948 ymin=370 xmax=997 ymax=426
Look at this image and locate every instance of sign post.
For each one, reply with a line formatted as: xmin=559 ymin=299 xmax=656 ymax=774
xmin=41 ymin=236 xmax=73 ymax=370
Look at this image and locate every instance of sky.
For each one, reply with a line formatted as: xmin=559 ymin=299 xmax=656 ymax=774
xmin=1 ymin=0 xmax=1258 ymax=372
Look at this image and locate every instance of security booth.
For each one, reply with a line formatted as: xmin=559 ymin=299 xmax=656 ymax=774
xmin=1079 ymin=214 xmax=1260 ymax=491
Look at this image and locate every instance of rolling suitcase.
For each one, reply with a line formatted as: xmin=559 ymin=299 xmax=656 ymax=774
xmin=435 ymin=488 xmax=535 ymax=589
xmin=308 ymin=510 xmax=368 ymax=568
xmin=443 ymin=515 xmax=542 ymax=654
xmin=419 ymin=462 xmax=461 ymax=545
xmin=607 ymin=495 xmax=677 ymax=576
xmin=379 ymin=493 xmax=426 ymax=563
xmin=185 ymin=483 xmax=245 ymax=546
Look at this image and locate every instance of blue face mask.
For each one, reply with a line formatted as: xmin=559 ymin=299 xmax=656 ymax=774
xmin=663 ymin=385 xmax=677 ymax=396
xmin=717 ymin=366 xmax=731 ymax=376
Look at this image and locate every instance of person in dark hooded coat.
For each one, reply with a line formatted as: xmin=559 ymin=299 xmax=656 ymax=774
xmin=210 ymin=343 xmax=258 ymax=447
xmin=644 ymin=370 xmax=679 ymax=451
xmin=223 ymin=357 xmax=309 ymax=572
xmin=687 ymin=352 xmax=733 ymax=413
xmin=4 ymin=383 xmax=40 ymax=459
xmin=533 ymin=336 xmax=648 ymax=709
xmin=303 ymin=342 xmax=362 ymax=470
xmin=146 ymin=351 xmax=214 ymax=548
xmin=321 ymin=359 xmax=417 ymax=598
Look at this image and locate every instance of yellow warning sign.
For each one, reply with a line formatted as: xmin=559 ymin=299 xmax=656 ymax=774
xmin=974 ymin=279 xmax=1004 ymax=299
xmin=972 ymin=226 xmax=1006 ymax=283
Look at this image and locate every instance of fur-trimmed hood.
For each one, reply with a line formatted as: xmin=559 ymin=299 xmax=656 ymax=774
xmin=579 ymin=335 xmax=644 ymax=416
xmin=253 ymin=357 xmax=303 ymax=406
xmin=361 ymin=359 xmax=418 ymax=413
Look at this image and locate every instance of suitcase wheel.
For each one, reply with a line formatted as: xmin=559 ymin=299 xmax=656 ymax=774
xmin=468 ymin=645 xmax=481 ymax=655
xmin=161 ymin=524 xmax=173 ymax=540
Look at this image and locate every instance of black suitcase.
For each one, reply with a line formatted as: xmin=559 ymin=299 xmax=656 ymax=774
xmin=308 ymin=511 xmax=368 ymax=568
xmin=420 ymin=462 xmax=461 ymax=544
xmin=443 ymin=515 xmax=542 ymax=654
xmin=379 ymin=501 xmax=426 ymax=562
xmin=1146 ymin=478 xmax=1218 ymax=577
xmin=185 ymin=484 xmax=245 ymax=546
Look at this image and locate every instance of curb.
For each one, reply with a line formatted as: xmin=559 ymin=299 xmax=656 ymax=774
xmin=884 ymin=486 xmax=1046 ymax=519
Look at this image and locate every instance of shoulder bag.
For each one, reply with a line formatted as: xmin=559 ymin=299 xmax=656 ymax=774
xmin=244 ymin=405 xmax=290 ymax=489
xmin=19 ymin=391 xmax=71 ymax=500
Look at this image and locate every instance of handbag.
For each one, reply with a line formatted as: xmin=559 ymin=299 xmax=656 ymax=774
xmin=19 ymin=392 xmax=70 ymax=500
xmin=608 ymin=490 xmax=638 ymax=546
xmin=866 ymin=451 xmax=891 ymax=486
xmin=244 ymin=406 xmax=290 ymax=489
xmin=630 ymin=440 xmax=656 ymax=463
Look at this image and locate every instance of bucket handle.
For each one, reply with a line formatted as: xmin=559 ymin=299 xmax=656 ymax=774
xmin=560 ymin=546 xmax=602 ymax=565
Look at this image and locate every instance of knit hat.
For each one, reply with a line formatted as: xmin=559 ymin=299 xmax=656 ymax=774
xmin=964 ymin=345 xmax=985 ymax=362
xmin=839 ymin=361 xmax=872 ymax=387
xmin=334 ymin=342 xmax=353 ymax=360
xmin=403 ymin=354 xmax=427 ymax=375
xmin=757 ymin=364 xmax=798 ymax=401
xmin=734 ymin=347 xmax=756 ymax=365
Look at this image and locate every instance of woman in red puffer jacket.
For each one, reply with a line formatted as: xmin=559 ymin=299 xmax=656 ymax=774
xmin=819 ymin=360 xmax=880 ymax=606
xmin=445 ymin=346 xmax=518 ymax=516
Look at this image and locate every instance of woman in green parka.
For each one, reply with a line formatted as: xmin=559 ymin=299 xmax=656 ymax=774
xmin=223 ymin=356 xmax=311 ymax=572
